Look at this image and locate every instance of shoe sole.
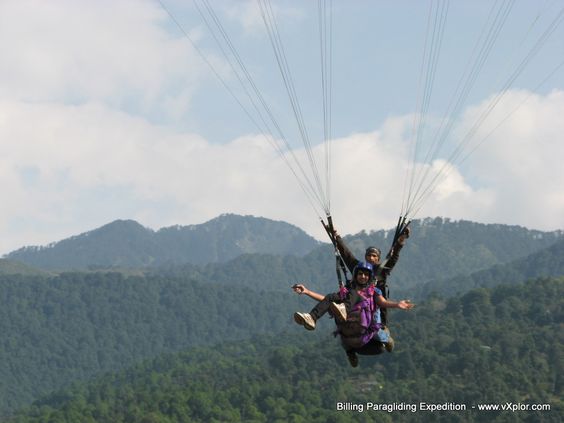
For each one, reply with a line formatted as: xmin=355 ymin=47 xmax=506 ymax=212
xmin=329 ymin=303 xmax=347 ymax=322
xmin=293 ymin=312 xmax=315 ymax=330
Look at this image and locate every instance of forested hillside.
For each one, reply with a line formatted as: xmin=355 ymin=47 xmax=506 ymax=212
xmin=328 ymin=218 xmax=563 ymax=290
xmin=9 ymin=278 xmax=563 ymax=423
xmin=1 ymin=218 xmax=562 ymax=418
xmin=152 ymin=218 xmax=564 ymax=295
xmin=4 ymin=218 xmax=562 ymax=279
xmin=5 ymin=214 xmax=320 ymax=270
xmin=414 ymin=238 xmax=564 ymax=298
xmin=0 ymin=259 xmax=49 ymax=276
xmin=0 ymin=272 xmax=306 ymax=413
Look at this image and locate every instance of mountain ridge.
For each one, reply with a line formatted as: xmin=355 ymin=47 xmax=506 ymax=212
xmin=4 ymin=214 xmax=321 ymax=270
xmin=3 ymin=215 xmax=563 ymax=287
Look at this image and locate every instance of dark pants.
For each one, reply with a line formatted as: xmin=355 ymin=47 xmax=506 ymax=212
xmin=351 ymin=339 xmax=385 ymax=355
xmin=309 ymin=292 xmax=342 ymax=321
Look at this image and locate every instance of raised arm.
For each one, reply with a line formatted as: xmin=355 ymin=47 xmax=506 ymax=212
xmin=334 ymin=232 xmax=360 ymax=273
xmin=380 ymin=227 xmax=411 ymax=276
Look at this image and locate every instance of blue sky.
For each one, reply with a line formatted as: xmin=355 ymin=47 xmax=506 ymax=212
xmin=0 ymin=0 xmax=563 ymax=254
xmin=167 ymin=1 xmax=564 ymax=140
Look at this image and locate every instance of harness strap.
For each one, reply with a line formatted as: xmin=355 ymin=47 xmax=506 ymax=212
xmin=379 ymin=216 xmax=411 ymax=301
xmin=321 ymin=215 xmax=350 ymax=288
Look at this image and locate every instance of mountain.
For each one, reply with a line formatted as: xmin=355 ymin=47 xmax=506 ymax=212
xmin=414 ymin=238 xmax=564 ymax=299
xmin=1 ymin=217 xmax=563 ymax=415
xmin=4 ymin=214 xmax=320 ymax=271
xmin=332 ymin=217 xmax=563 ymax=291
xmin=9 ymin=278 xmax=563 ymax=423
xmin=1 ymin=232 xmax=563 ymax=415
xmin=3 ymin=216 xmax=562 ymax=278
xmin=0 ymin=259 xmax=48 ymax=276
xmin=152 ymin=217 xmax=564 ymax=295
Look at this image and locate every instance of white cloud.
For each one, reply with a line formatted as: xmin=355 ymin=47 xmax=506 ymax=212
xmin=1 ymin=90 xmax=563 ymax=254
xmin=0 ymin=1 xmax=562 ymax=255
xmin=222 ymin=0 xmax=305 ymax=35
xmin=458 ymin=90 xmax=564 ymax=229
xmin=0 ymin=0 xmax=208 ymax=121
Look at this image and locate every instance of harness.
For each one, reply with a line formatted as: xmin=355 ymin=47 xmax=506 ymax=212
xmin=334 ymin=284 xmax=382 ymax=349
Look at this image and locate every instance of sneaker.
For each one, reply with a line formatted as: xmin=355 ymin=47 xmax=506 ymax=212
xmin=381 ymin=326 xmax=394 ymax=352
xmin=346 ymin=350 xmax=359 ymax=368
xmin=293 ymin=312 xmax=316 ymax=330
xmin=385 ymin=336 xmax=395 ymax=353
xmin=329 ymin=302 xmax=347 ymax=322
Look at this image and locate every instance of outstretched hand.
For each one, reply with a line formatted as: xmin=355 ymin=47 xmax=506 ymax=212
xmin=292 ymin=283 xmax=307 ymax=295
xmin=397 ymin=300 xmax=415 ymax=310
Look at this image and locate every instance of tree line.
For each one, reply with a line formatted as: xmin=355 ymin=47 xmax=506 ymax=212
xmin=7 ymin=277 xmax=563 ymax=422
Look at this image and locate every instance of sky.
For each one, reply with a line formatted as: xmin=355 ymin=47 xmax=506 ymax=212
xmin=1 ymin=0 xmax=563 ymax=255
